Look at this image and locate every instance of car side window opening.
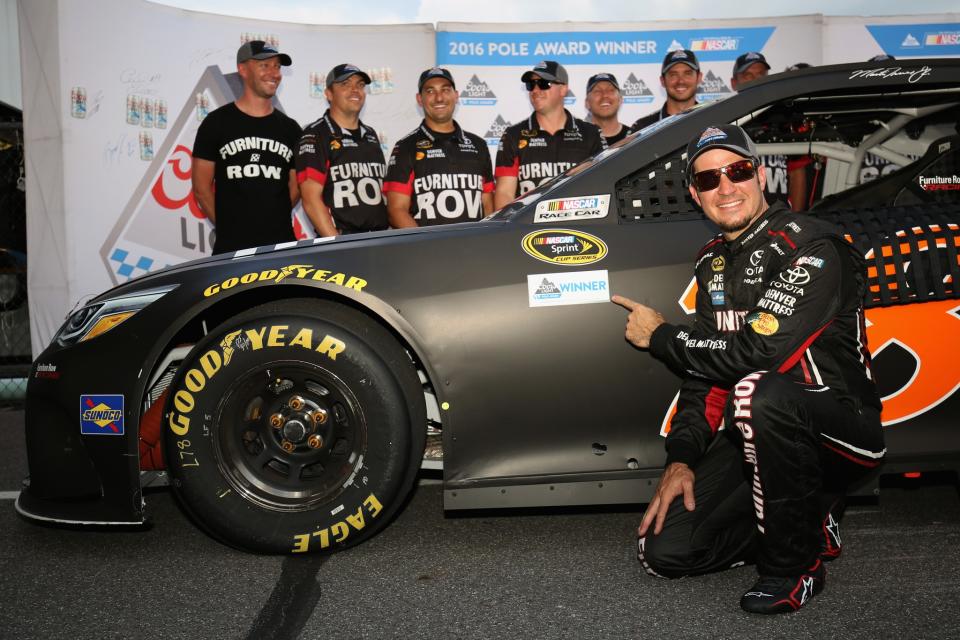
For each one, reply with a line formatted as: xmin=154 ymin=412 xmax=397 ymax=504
xmin=614 ymin=90 xmax=960 ymax=309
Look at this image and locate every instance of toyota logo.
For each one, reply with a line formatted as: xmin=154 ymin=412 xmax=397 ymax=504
xmin=750 ymin=250 xmax=764 ymax=267
xmin=780 ymin=266 xmax=811 ymax=285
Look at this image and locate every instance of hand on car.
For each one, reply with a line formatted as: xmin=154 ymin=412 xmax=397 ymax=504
xmin=611 ymin=295 xmax=666 ymax=349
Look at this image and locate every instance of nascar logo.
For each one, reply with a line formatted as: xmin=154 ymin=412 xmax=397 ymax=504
xmin=547 ymin=198 xmax=600 ymax=211
xmin=80 ymin=394 xmax=124 ymax=435
xmin=925 ymin=32 xmax=960 ymax=46
xmin=690 ymin=38 xmax=739 ymax=51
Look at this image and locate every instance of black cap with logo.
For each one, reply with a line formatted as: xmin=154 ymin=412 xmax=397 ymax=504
xmin=521 ymin=60 xmax=569 ymax=85
xmin=661 ymin=49 xmax=700 ymax=75
xmin=732 ymin=51 xmax=770 ymax=76
xmin=418 ymin=67 xmax=456 ymax=92
xmin=685 ymin=124 xmax=758 ymax=177
xmin=586 ymin=73 xmax=619 ymax=93
xmin=325 ymin=64 xmax=373 ymax=88
xmin=236 ymin=40 xmax=292 ymax=66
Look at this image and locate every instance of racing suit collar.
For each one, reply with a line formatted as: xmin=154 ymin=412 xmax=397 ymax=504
xmin=527 ymin=109 xmax=579 ymax=134
xmin=323 ymin=109 xmax=371 ymax=140
xmin=419 ymin=119 xmax=467 ymax=144
xmin=726 ymin=201 xmax=791 ymax=254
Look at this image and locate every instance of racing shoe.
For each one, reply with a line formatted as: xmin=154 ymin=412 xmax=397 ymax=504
xmin=739 ymin=559 xmax=826 ymax=614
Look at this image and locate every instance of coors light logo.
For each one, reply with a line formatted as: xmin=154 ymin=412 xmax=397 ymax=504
xmin=697 ymin=70 xmax=732 ymax=103
xmin=485 ymin=115 xmax=511 ymax=146
xmin=460 ymin=74 xmax=497 ymax=106
xmin=621 ymin=73 xmax=655 ymax=104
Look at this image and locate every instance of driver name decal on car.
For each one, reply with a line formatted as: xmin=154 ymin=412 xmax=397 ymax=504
xmin=203 ymin=263 xmax=368 ymax=297
xmin=291 ymin=493 xmax=384 ymax=552
xmin=533 ymin=195 xmax=610 ymax=223
xmin=168 ymin=325 xmax=347 ymax=439
xmin=521 ymin=229 xmax=608 ymax=265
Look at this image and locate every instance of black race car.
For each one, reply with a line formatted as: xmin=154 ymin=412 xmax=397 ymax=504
xmin=19 ymin=59 xmax=960 ymax=553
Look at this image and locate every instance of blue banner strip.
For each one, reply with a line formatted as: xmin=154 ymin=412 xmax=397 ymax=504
xmin=867 ymin=23 xmax=960 ymax=57
xmin=437 ymin=28 xmax=776 ymax=66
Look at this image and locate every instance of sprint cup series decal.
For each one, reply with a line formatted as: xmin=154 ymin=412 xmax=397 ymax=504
xmin=521 ymin=229 xmax=608 ymax=265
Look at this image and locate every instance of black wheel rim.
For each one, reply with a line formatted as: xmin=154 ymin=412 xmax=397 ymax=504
xmin=212 ymin=359 xmax=368 ymax=512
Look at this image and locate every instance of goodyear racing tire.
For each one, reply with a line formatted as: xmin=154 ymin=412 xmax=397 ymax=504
xmin=163 ymin=299 xmax=425 ymax=554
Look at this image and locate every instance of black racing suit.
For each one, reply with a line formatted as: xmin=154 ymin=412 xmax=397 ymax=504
xmin=639 ymin=201 xmax=885 ymax=578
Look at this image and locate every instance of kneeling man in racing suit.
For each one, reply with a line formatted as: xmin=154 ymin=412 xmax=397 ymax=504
xmin=612 ymin=124 xmax=885 ymax=614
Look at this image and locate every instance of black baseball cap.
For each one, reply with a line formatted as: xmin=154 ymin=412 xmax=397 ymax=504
xmin=868 ymin=54 xmax=896 ymax=62
xmin=418 ymin=67 xmax=456 ymax=92
xmin=785 ymin=62 xmax=812 ymax=72
xmin=733 ymin=52 xmax=770 ymax=77
xmin=326 ymin=64 xmax=372 ymax=88
xmin=661 ymin=49 xmax=700 ymax=75
xmin=521 ymin=61 xmax=569 ymax=85
xmin=237 ymin=40 xmax=292 ymax=66
xmin=586 ymin=73 xmax=619 ymax=93
xmin=685 ymin=124 xmax=758 ymax=178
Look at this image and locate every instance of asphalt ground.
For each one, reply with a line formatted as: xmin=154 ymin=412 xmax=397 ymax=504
xmin=2 ymin=407 xmax=959 ymax=640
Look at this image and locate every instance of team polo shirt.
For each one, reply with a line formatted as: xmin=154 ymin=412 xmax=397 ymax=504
xmin=495 ymin=110 xmax=605 ymax=198
xmin=383 ymin=121 xmax=494 ymax=225
xmin=295 ymin=110 xmax=388 ymax=234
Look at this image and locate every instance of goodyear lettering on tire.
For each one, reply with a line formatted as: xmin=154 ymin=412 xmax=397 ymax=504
xmin=167 ymin=325 xmax=346 ymax=438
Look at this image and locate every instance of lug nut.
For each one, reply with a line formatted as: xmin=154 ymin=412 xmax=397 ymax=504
xmin=311 ymin=409 xmax=328 ymax=425
xmin=281 ymin=440 xmax=295 ymax=453
xmin=307 ymin=434 xmax=323 ymax=449
xmin=269 ymin=413 xmax=284 ymax=429
xmin=288 ymin=395 xmax=305 ymax=411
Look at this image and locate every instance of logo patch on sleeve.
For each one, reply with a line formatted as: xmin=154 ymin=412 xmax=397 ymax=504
xmin=80 ymin=394 xmax=125 ymax=435
xmin=746 ymin=312 xmax=779 ymax=336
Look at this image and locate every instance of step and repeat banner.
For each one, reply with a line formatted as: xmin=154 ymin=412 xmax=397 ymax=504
xmin=434 ymin=17 xmax=820 ymax=145
xmin=17 ymin=1 xmax=960 ymax=352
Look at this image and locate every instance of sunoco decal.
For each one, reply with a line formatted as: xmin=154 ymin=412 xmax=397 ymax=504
xmin=534 ymin=195 xmax=610 ymax=223
xmin=80 ymin=394 xmax=124 ymax=436
xmin=521 ymin=229 xmax=608 ymax=265
xmin=527 ymin=270 xmax=610 ymax=307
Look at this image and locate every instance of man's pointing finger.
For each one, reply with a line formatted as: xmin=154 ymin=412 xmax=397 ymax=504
xmin=611 ymin=294 xmax=639 ymax=311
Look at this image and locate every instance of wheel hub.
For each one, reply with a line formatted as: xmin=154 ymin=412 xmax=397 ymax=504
xmin=214 ymin=361 xmax=368 ymax=512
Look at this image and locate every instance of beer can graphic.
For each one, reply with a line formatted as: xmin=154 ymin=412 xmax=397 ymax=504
xmin=382 ymin=67 xmax=394 ymax=94
xmin=267 ymin=34 xmax=279 ymax=48
xmin=139 ymin=131 xmax=154 ymax=161
xmin=368 ymin=68 xmax=382 ymax=95
xmin=309 ymin=72 xmax=324 ymax=98
xmin=70 ymin=87 xmax=87 ymax=119
xmin=156 ymin=100 xmax=168 ymax=129
xmin=142 ymin=97 xmax=155 ymax=128
xmin=196 ymin=92 xmax=209 ymax=121
xmin=126 ymin=94 xmax=141 ymax=125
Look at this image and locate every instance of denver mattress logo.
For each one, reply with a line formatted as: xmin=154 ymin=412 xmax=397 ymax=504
xmin=80 ymin=394 xmax=124 ymax=435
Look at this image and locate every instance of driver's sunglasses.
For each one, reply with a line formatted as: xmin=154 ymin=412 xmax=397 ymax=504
xmin=524 ymin=78 xmax=554 ymax=91
xmin=692 ymin=159 xmax=757 ymax=191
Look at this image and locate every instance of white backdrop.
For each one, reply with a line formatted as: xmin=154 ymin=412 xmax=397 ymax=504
xmin=18 ymin=0 xmax=433 ymax=354
xmin=17 ymin=3 xmax=960 ymax=353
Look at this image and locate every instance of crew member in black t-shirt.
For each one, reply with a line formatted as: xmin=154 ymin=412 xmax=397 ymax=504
xmin=383 ymin=68 xmax=493 ymax=227
xmin=584 ymin=73 xmax=628 ymax=146
xmin=494 ymin=61 xmax=605 ymax=208
xmin=296 ymin=64 xmax=388 ymax=236
xmin=192 ymin=40 xmax=301 ymax=254
xmin=629 ymin=49 xmax=702 ymax=134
